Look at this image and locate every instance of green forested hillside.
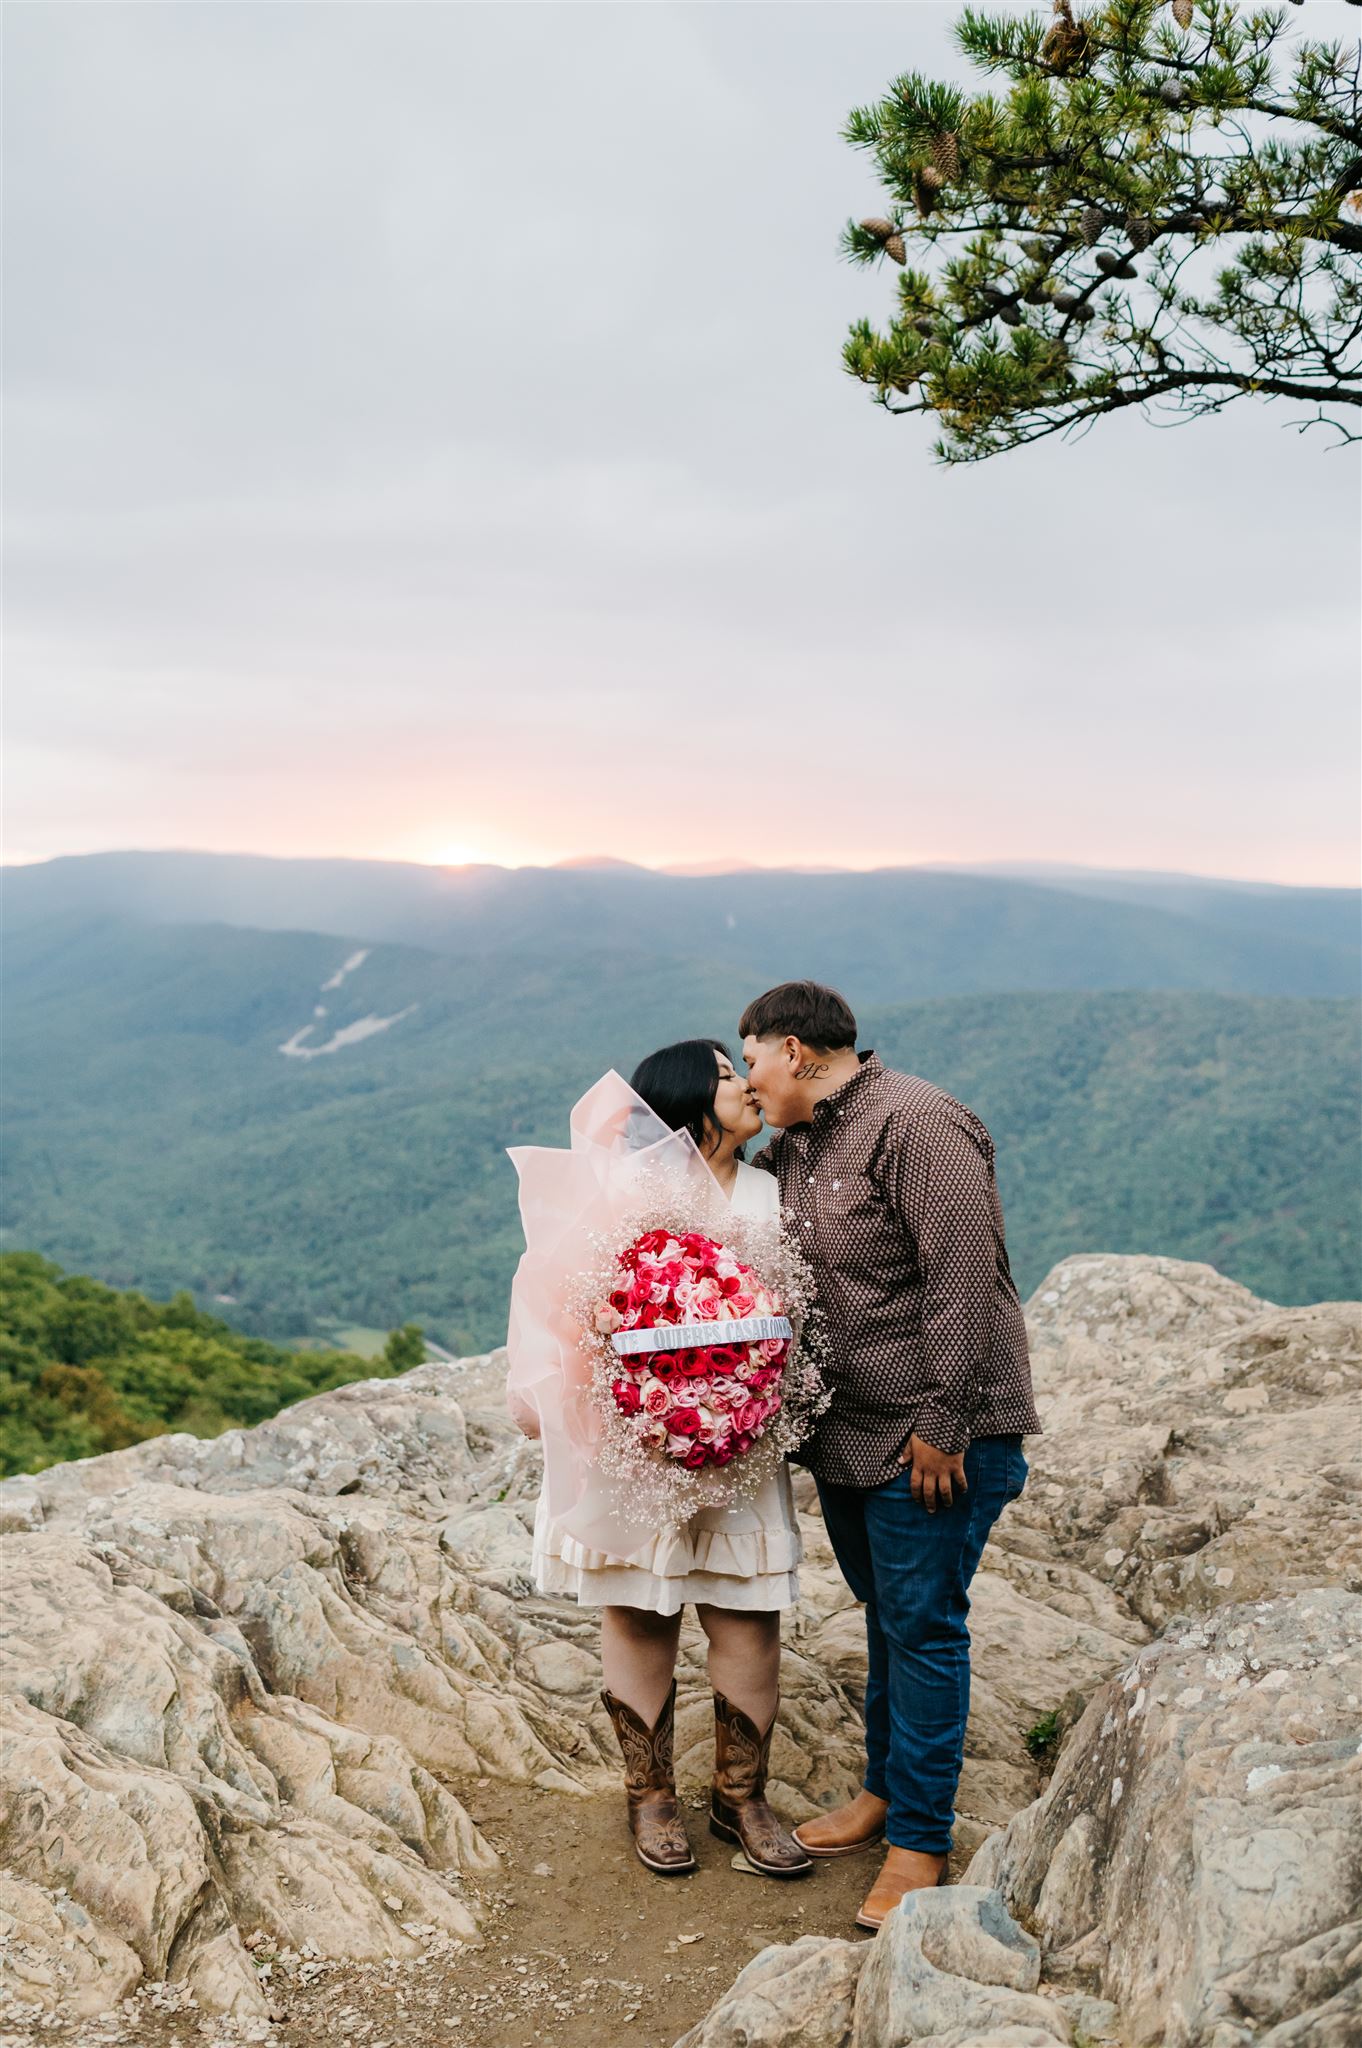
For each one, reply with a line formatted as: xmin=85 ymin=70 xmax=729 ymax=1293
xmin=0 ymin=1251 xmax=424 ymax=1477
xmin=3 ymin=911 xmax=1357 ymax=1353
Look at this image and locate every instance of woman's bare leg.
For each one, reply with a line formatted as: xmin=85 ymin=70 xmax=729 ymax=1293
xmin=600 ymin=1604 xmax=683 ymax=1723
xmin=695 ymin=1605 xmax=782 ymax=1726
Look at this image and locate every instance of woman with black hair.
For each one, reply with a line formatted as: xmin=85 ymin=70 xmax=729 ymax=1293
xmin=522 ymin=1040 xmax=810 ymax=1883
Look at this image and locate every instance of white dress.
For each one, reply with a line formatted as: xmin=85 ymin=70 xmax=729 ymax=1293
xmin=530 ymin=1160 xmax=802 ymax=1616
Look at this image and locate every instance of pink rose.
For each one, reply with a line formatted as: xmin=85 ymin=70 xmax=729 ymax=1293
xmin=642 ymin=1381 xmax=671 ymax=1417
xmin=726 ymin=1292 xmax=756 ymax=1319
xmin=758 ymin=1338 xmax=786 ymax=1362
xmin=736 ymin=1399 xmax=765 ymax=1434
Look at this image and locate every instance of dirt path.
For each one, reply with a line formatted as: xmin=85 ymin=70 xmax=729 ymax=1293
xmin=413 ymin=1782 xmax=881 ymax=2048
xmin=5 ymin=1788 xmax=898 ymax=2048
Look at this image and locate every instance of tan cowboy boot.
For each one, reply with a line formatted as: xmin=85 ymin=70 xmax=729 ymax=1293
xmin=709 ymin=1692 xmax=812 ymax=1879
xmin=854 ymin=1845 xmax=949 ymax=1931
xmin=600 ymin=1681 xmax=697 ymax=1876
xmin=793 ymin=1788 xmax=888 ymax=1859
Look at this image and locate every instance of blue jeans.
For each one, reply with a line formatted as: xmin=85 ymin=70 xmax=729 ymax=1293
xmin=815 ymin=1435 xmax=1028 ymax=1854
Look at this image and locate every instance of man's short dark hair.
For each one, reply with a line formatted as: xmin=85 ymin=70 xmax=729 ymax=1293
xmin=738 ymin=981 xmax=858 ymax=1053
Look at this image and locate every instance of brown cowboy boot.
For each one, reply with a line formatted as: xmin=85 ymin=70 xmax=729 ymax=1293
xmin=855 ymin=1846 xmax=949 ymax=1932
xmin=600 ymin=1681 xmax=697 ymax=1876
xmin=710 ymin=1692 xmax=812 ymax=1879
xmin=793 ymin=1788 xmax=888 ymax=1859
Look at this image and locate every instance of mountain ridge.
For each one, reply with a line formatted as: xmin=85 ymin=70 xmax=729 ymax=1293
xmin=5 ymin=850 xmax=1358 ymax=997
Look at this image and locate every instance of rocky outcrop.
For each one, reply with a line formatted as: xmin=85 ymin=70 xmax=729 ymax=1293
xmin=970 ymin=1589 xmax=1362 ymax=2048
xmin=1 ymin=1254 xmax=1358 ymax=2043
xmin=0 ymin=1364 xmax=859 ymax=2020
xmin=674 ymin=1887 xmax=1073 ymax=2048
xmin=678 ymin=1255 xmax=1361 ymax=2048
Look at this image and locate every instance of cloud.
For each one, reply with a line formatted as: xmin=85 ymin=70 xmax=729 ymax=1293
xmin=4 ymin=2 xmax=1359 ymax=882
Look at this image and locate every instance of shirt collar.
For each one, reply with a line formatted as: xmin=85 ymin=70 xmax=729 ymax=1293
xmin=809 ymin=1050 xmax=882 ymax=1128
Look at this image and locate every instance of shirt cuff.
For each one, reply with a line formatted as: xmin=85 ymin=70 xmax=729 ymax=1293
xmin=912 ymin=1403 xmax=971 ymax=1456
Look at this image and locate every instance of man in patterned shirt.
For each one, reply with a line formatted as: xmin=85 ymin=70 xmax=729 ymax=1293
xmin=742 ymin=980 xmax=1039 ymax=1931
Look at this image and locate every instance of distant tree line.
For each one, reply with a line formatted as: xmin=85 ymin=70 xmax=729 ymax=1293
xmin=0 ymin=1252 xmax=425 ymax=1478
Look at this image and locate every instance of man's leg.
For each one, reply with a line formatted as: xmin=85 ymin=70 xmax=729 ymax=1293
xmin=792 ymin=1476 xmax=890 ymax=1855
xmin=854 ymin=1437 xmax=1027 ymax=1924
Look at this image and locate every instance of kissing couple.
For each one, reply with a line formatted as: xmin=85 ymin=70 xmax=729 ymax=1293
xmin=506 ymin=979 xmax=1039 ymax=1933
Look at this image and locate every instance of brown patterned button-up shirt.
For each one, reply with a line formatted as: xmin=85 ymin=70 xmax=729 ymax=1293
xmin=754 ymin=1052 xmax=1040 ymax=1488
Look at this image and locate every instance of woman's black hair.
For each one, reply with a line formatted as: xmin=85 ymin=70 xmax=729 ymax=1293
xmin=629 ymin=1038 xmax=744 ymax=1159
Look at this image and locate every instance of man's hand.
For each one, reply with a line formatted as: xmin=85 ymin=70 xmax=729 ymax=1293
xmin=899 ymin=1433 xmax=968 ymax=1513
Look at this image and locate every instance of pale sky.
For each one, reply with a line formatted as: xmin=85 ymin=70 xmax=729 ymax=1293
xmin=6 ymin=2 xmax=1360 ymax=884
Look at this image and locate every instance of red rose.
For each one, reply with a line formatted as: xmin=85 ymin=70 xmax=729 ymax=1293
xmin=612 ymin=1379 xmax=642 ymax=1416
xmin=609 ymin=1287 xmax=632 ymax=1315
xmin=706 ymin=1344 xmax=746 ymax=1371
xmin=682 ymin=1442 xmax=709 ymax=1469
xmin=677 ymin=1351 xmax=712 ymax=1377
xmin=668 ymin=1406 xmax=703 ymax=1437
xmin=711 ymin=1439 xmax=735 ymax=1466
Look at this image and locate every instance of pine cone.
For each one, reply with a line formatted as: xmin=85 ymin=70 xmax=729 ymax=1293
xmin=912 ymin=314 xmax=937 ymax=336
xmin=1024 ymin=280 xmax=1052 ymax=305
xmin=912 ymin=172 xmax=940 ymax=218
xmin=859 ymin=218 xmax=896 ymax=243
xmin=929 ymin=131 xmax=961 ymax=182
xmin=1079 ymin=205 xmax=1105 ymax=245
xmin=1070 ymin=301 xmax=1096 ymax=323
xmin=1171 ymin=0 xmax=1193 ymax=26
xmin=1043 ymin=0 xmax=1092 ymax=74
xmin=1095 ymin=250 xmax=1122 ymax=273
xmin=998 ymin=302 xmax=1023 ymax=326
xmin=884 ymin=233 xmax=907 ymax=265
xmin=1053 ymin=290 xmax=1084 ymax=312
xmin=1160 ymin=77 xmax=1186 ymax=106
xmin=1125 ymin=212 xmax=1155 ymax=250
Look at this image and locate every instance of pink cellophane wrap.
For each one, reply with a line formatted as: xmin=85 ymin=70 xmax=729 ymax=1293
xmin=506 ymin=1070 xmax=730 ymax=1557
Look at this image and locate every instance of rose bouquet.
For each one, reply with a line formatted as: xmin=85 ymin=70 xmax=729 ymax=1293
xmin=574 ymin=1207 xmax=828 ymax=1519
